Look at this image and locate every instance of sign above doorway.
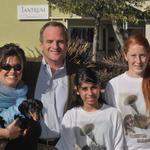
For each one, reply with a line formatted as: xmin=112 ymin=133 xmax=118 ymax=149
xmin=17 ymin=5 xmax=49 ymax=20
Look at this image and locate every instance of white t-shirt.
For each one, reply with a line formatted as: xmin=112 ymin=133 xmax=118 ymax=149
xmin=105 ymin=72 xmax=150 ymax=150
xmin=56 ymin=104 xmax=124 ymax=150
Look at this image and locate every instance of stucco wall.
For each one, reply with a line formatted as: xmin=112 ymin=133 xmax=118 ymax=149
xmin=0 ymin=0 xmax=150 ymax=58
xmin=0 ymin=0 xmax=82 ymax=58
xmin=0 ymin=0 xmax=49 ymax=57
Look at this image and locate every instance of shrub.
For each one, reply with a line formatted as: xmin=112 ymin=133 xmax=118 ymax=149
xmin=24 ymin=39 xmax=127 ymax=88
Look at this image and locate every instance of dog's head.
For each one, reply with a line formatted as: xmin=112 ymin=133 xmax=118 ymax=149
xmin=18 ymin=99 xmax=43 ymax=121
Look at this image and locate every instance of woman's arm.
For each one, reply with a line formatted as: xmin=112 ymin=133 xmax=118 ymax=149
xmin=0 ymin=119 xmax=21 ymax=139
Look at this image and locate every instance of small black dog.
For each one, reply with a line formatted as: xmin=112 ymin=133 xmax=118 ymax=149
xmin=0 ymin=99 xmax=43 ymax=150
xmin=15 ymin=99 xmax=43 ymax=137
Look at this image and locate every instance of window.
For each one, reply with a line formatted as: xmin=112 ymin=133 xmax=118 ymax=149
xmin=70 ymin=27 xmax=94 ymax=42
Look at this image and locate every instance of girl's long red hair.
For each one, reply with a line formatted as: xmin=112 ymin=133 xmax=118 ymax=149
xmin=143 ymin=66 xmax=150 ymax=115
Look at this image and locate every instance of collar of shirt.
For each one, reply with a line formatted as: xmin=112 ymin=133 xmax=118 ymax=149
xmin=42 ymin=58 xmax=67 ymax=79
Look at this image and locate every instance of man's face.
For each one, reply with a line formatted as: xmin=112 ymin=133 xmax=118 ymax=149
xmin=40 ymin=26 xmax=68 ymax=65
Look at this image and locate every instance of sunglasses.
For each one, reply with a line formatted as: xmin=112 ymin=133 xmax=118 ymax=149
xmin=0 ymin=64 xmax=22 ymax=71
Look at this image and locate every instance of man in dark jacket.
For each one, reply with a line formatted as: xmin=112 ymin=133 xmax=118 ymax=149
xmin=23 ymin=21 xmax=78 ymax=150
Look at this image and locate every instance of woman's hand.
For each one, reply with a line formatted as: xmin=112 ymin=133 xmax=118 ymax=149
xmin=6 ymin=119 xmax=21 ymax=139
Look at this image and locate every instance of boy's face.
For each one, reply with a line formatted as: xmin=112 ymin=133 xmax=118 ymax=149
xmin=76 ymin=82 xmax=100 ymax=110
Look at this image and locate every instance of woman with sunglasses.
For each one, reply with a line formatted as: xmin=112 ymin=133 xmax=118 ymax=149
xmin=0 ymin=43 xmax=27 ymax=147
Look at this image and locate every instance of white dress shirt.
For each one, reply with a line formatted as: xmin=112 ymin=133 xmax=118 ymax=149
xmin=34 ymin=59 xmax=68 ymax=139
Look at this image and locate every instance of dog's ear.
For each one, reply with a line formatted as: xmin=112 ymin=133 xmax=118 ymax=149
xmin=18 ymin=100 xmax=29 ymax=116
xmin=33 ymin=99 xmax=43 ymax=118
xmin=35 ymin=100 xmax=43 ymax=111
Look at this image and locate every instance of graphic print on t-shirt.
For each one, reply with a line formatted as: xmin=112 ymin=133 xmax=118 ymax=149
xmin=118 ymin=93 xmax=150 ymax=144
xmin=74 ymin=123 xmax=107 ymax=150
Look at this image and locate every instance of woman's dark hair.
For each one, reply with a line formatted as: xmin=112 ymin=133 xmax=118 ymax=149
xmin=73 ymin=66 xmax=102 ymax=107
xmin=0 ymin=43 xmax=26 ymax=71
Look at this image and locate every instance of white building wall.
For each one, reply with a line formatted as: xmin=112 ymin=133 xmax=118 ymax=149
xmin=145 ymin=24 xmax=150 ymax=43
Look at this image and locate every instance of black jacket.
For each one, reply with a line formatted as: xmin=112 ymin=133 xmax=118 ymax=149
xmin=22 ymin=59 xmax=79 ymax=112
